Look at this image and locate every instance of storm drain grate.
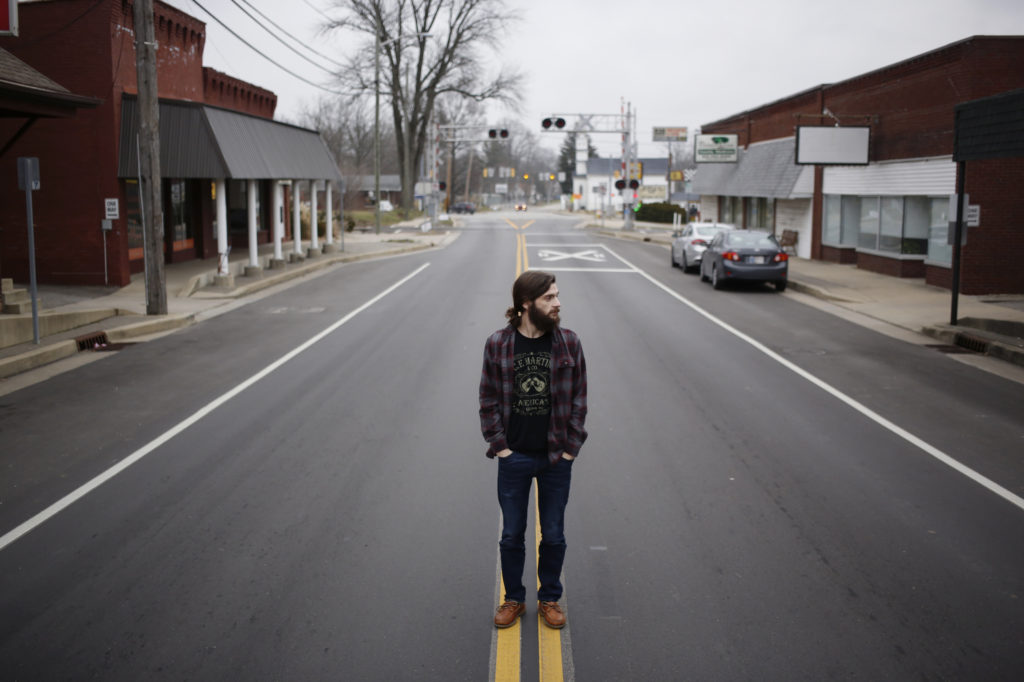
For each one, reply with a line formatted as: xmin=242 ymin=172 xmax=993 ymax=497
xmin=953 ymin=332 xmax=990 ymax=354
xmin=74 ymin=331 xmax=110 ymax=351
xmin=926 ymin=344 xmax=976 ymax=355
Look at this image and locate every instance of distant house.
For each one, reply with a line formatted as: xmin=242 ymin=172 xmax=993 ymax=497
xmin=574 ymin=157 xmax=669 ymax=213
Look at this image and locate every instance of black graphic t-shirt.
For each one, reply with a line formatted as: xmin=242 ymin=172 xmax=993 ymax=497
xmin=507 ymin=330 xmax=553 ymax=455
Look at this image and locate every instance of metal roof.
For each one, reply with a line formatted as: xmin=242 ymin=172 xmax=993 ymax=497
xmin=691 ymin=137 xmax=809 ymax=199
xmin=118 ymin=97 xmax=342 ymax=182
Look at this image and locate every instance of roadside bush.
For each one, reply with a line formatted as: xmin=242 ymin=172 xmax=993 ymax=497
xmin=635 ymin=202 xmax=686 ymax=224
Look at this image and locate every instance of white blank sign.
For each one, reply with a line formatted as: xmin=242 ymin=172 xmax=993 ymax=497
xmin=796 ymin=126 xmax=870 ymax=165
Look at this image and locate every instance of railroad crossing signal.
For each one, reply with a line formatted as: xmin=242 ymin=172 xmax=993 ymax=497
xmin=488 ymin=129 xmax=509 ymax=139
xmin=541 ymin=118 xmax=566 ymax=130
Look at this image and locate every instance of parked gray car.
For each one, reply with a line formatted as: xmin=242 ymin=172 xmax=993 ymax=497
xmin=699 ymin=229 xmax=789 ymax=291
xmin=671 ymin=222 xmax=734 ymax=273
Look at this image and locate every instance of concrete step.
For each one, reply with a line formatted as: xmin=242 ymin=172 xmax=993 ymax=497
xmin=2 ymin=289 xmax=30 ymax=305
xmin=2 ymin=300 xmax=36 ymax=315
xmin=1 ymin=278 xmax=13 ymax=294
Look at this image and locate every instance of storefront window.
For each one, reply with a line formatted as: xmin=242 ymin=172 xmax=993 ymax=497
xmin=823 ymin=195 xmax=840 ymax=243
xmin=924 ymin=197 xmax=952 ymax=265
xmin=744 ymin=197 xmax=774 ymax=230
xmin=746 ymin=197 xmax=760 ymax=228
xmin=879 ymin=197 xmax=904 ymax=253
xmin=858 ymin=196 xmax=880 ymax=250
xmin=840 ymin=196 xmax=860 ymax=247
xmin=167 ymin=179 xmax=192 ymax=251
xmin=124 ymin=179 xmax=144 ymax=261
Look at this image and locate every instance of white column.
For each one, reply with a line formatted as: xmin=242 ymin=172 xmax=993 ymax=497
xmin=247 ymin=179 xmax=258 ymax=267
xmin=325 ymin=181 xmax=334 ymax=245
xmin=216 ymin=178 xmax=228 ymax=275
xmin=273 ymin=181 xmax=284 ymax=261
xmin=310 ymin=179 xmax=319 ymax=251
xmin=292 ymin=180 xmax=302 ymax=254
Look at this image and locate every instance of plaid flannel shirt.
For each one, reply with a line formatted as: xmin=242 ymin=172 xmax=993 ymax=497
xmin=479 ymin=325 xmax=588 ymax=465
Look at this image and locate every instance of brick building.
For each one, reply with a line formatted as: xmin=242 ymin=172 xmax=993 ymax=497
xmin=0 ymin=0 xmax=342 ymax=288
xmin=692 ymin=36 xmax=1024 ymax=295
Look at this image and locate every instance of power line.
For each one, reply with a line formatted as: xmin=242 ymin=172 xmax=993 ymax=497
xmin=301 ymin=0 xmax=336 ymax=23
xmin=189 ymin=0 xmax=346 ymax=97
xmin=235 ymin=0 xmax=347 ymax=70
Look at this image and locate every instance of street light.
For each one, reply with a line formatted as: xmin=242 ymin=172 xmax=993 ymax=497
xmin=375 ymin=30 xmax=431 ymax=235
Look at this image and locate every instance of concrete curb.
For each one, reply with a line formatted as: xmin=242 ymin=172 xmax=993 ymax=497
xmin=192 ymin=241 xmax=436 ymax=300
xmin=921 ymin=324 xmax=1024 ymax=368
xmin=0 ymin=236 xmax=448 ymax=381
xmin=0 ymin=339 xmax=79 ymax=379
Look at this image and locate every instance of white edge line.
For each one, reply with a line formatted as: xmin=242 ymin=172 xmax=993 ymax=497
xmin=0 ymin=263 xmax=432 ymax=552
xmin=604 ymin=246 xmax=1024 ymax=513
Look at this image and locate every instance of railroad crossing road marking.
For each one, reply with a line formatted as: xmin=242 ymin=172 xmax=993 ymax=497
xmin=536 ymin=248 xmax=607 ymax=263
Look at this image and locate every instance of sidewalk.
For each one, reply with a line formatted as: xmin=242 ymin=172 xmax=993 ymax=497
xmin=587 ymin=219 xmax=1024 ymax=368
xmin=0 ymin=222 xmax=456 ymax=380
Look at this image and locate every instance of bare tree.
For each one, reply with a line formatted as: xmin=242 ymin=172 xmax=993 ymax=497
xmin=324 ymin=0 xmax=522 ymax=211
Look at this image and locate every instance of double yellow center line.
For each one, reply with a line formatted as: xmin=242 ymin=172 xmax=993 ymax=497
xmin=507 ymin=218 xmax=535 ymax=277
xmin=495 ymin=217 xmax=566 ymax=682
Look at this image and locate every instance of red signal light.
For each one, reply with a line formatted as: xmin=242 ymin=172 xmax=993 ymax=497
xmin=542 ymin=118 xmax=553 ymax=129
xmin=555 ymin=118 xmax=566 ymax=129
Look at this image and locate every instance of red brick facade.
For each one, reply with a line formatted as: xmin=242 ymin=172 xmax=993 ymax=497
xmin=701 ymin=36 xmax=1024 ymax=294
xmin=0 ymin=0 xmax=278 ymax=286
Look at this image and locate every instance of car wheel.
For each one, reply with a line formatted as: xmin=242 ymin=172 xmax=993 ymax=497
xmin=775 ymin=280 xmax=787 ymax=292
xmin=712 ymin=265 xmax=724 ymax=290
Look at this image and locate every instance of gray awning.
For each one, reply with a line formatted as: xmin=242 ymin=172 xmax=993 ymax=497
xmin=691 ymin=137 xmax=807 ymax=199
xmin=118 ymin=97 xmax=342 ymax=182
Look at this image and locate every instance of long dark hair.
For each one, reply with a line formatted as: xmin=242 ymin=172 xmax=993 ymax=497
xmin=505 ymin=270 xmax=556 ymax=327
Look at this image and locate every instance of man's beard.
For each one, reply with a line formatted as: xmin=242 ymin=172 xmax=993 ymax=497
xmin=528 ymin=304 xmax=560 ymax=333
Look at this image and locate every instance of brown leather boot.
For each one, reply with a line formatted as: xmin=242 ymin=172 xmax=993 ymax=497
xmin=538 ymin=601 xmax=566 ymax=629
xmin=494 ymin=600 xmax=526 ymax=628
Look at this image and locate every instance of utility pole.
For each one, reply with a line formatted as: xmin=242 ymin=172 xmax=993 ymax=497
xmin=133 ymin=0 xmax=166 ymax=315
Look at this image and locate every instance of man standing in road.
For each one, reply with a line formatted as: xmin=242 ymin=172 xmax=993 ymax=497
xmin=479 ymin=270 xmax=588 ymax=630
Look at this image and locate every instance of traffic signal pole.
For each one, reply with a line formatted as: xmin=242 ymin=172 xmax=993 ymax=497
xmin=541 ymin=103 xmax=636 ymax=230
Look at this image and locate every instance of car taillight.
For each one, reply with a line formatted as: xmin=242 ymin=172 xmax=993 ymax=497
xmin=722 ymin=251 xmax=740 ymax=261
xmin=692 ymin=239 xmax=707 ymax=246
xmin=773 ymin=253 xmax=789 ymax=262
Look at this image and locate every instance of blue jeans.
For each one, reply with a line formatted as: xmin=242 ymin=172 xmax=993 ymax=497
xmin=497 ymin=451 xmax=573 ymax=603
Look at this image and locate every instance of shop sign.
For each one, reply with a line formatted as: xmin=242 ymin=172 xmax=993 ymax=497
xmin=696 ymin=134 xmax=739 ymax=163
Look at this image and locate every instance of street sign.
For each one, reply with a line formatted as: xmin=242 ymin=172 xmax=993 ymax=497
xmin=653 ymin=126 xmax=688 ymax=142
xmin=105 ymin=198 xmax=120 ymax=219
xmin=695 ymin=134 xmax=739 ymax=163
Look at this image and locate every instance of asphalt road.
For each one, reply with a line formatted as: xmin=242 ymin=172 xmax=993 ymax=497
xmin=0 ymin=211 xmax=1022 ymax=680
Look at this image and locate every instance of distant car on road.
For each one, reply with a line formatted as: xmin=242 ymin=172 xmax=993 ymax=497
xmin=451 ymin=201 xmax=476 ymax=214
xmin=671 ymin=222 xmax=734 ymax=273
xmin=700 ymin=229 xmax=789 ymax=291
xmin=514 ymin=202 xmax=527 ymax=211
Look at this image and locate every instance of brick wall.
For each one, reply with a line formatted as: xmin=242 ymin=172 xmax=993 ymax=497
xmin=204 ymin=68 xmax=276 ymax=118
xmin=0 ymin=0 xmax=281 ymax=286
xmin=699 ymin=36 xmax=1024 ymax=294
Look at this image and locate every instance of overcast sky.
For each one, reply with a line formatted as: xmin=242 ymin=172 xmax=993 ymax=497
xmin=164 ymin=0 xmax=1024 ymax=158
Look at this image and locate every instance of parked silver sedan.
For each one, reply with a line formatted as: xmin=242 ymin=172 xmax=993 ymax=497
xmin=671 ymin=222 xmax=734 ymax=273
